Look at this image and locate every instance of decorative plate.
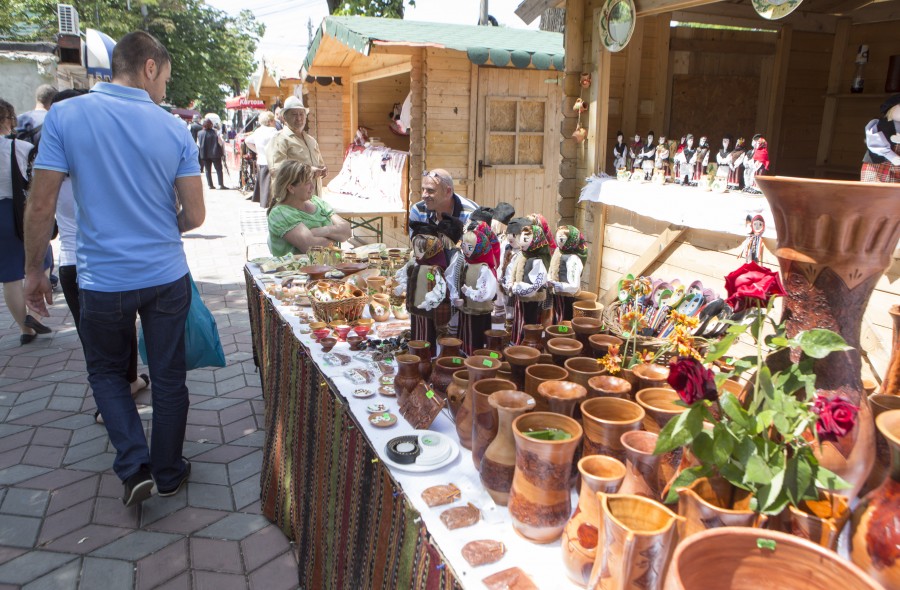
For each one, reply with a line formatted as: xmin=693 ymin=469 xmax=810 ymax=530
xmin=752 ymin=0 xmax=803 ymax=20
xmin=599 ymin=0 xmax=636 ymax=53
xmin=381 ymin=430 xmax=460 ymax=473
xmin=368 ymin=412 xmax=398 ymax=428
xmin=352 ymin=388 xmax=375 ymax=399
xmin=378 ymin=385 xmax=397 ymax=397
xmin=366 ymin=402 xmax=389 ymax=414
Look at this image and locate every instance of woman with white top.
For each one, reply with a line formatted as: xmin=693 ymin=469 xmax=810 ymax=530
xmin=245 ymin=110 xmax=278 ymax=207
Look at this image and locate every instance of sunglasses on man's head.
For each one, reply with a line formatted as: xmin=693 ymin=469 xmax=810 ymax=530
xmin=422 ymin=170 xmax=447 ymax=185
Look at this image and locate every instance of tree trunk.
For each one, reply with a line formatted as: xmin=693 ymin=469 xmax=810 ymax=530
xmin=327 ymin=0 xmax=341 ymax=13
xmin=540 ymin=8 xmax=566 ymax=33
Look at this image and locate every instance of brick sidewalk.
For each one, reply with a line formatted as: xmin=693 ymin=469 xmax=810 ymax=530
xmin=0 ymin=188 xmax=298 ymax=589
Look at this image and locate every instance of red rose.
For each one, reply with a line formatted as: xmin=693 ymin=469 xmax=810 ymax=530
xmin=724 ymin=262 xmax=787 ymax=312
xmin=667 ymin=356 xmax=718 ymax=405
xmin=814 ymin=395 xmax=858 ymax=443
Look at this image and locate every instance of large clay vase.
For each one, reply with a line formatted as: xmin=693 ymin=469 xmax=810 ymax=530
xmin=759 ymin=176 xmax=900 ymax=499
xmin=587 ymin=491 xmax=684 ymax=590
xmin=787 ymin=489 xmax=850 ymax=551
xmin=394 ymin=354 xmax=422 ymax=407
xmin=632 ymin=363 xmax=671 ymax=390
xmin=430 ymin=356 xmax=464 ymax=403
xmin=664 ymin=527 xmax=883 ymax=590
xmin=537 ymin=380 xmax=588 ymax=418
xmin=676 ymin=476 xmax=766 ymax=540
xmin=562 ymin=456 xmax=627 ymax=586
xmin=508 ymin=412 xmax=583 ymax=543
xmin=589 ymin=333 xmax=624 ymax=357
xmin=521 ymin=324 xmax=545 ymax=351
xmin=525 ymin=364 xmax=569 ymax=411
xmin=546 ymin=337 xmax=583 ymax=366
xmin=862 ymin=394 xmax=900 ymax=496
xmin=437 ymin=337 xmax=463 ymax=358
xmin=471 ymin=378 xmax=516 ymax=470
xmin=851 ymin=408 xmax=900 ymax=589
xmin=635 ymin=387 xmax=687 ymax=434
xmin=619 ymin=430 xmax=664 ymax=500
xmin=587 ymin=374 xmax=633 ymax=400
xmin=572 ymin=316 xmax=604 ymax=350
xmin=406 ymin=340 xmax=433 ymax=382
xmin=456 ymin=356 xmax=501 ymax=449
xmin=484 ymin=329 xmax=508 ymax=351
xmin=481 ymin=390 xmax=536 ymax=506
xmin=566 ymin=357 xmax=606 ymax=391
xmin=581 ymin=397 xmax=645 ymax=463
xmin=883 ymin=305 xmax=900 ymax=396
xmin=446 ymin=370 xmax=469 ymax=420
xmin=505 ymin=346 xmax=540 ymax=390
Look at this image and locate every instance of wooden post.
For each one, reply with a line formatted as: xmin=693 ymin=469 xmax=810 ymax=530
xmin=588 ymin=6 xmax=612 ymax=297
xmin=621 ymin=18 xmax=646 ymax=138
xmin=652 ymin=13 xmax=671 ymax=134
xmin=567 ymin=0 xmax=587 ymax=231
xmin=815 ymin=18 xmax=851 ymax=176
xmin=765 ymin=24 xmax=792 ymax=168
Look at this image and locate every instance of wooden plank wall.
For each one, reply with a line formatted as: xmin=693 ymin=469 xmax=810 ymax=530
xmin=357 ymin=73 xmax=410 ymax=152
xmin=306 ymin=82 xmax=345 ymax=188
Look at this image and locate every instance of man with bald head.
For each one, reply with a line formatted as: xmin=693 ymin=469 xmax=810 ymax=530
xmin=408 ymin=168 xmax=477 ymax=236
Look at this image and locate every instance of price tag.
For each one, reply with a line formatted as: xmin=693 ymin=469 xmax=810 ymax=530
xmin=423 ymin=342 xmax=430 ymax=347
xmin=427 ymin=273 xmax=435 ymax=281
xmin=382 ymin=413 xmax=391 ymax=419
xmin=426 ymin=390 xmax=435 ymax=399
xmin=756 ymin=539 xmax=776 ymax=551
xmin=489 ymin=352 xmax=499 ymax=359
xmin=559 ymin=325 xmax=569 ymax=333
xmin=453 ymin=358 xmax=462 ymax=364
xmin=482 ymin=359 xmax=492 ymax=367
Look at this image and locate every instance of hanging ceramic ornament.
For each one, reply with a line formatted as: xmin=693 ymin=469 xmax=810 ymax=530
xmin=599 ymin=0 xmax=636 ymax=53
xmin=752 ymin=0 xmax=803 ymax=20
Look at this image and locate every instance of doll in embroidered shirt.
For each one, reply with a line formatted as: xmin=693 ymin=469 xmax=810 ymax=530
xmin=455 ymin=222 xmax=500 ymax=354
xmin=505 ymin=218 xmax=551 ymax=345
xmin=549 ymin=225 xmax=588 ymax=323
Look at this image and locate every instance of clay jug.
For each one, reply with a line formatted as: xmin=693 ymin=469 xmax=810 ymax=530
xmin=581 ymin=397 xmax=645 ymax=463
xmin=406 ymin=340 xmax=433 ymax=382
xmin=665 ymin=528 xmax=883 ymax=590
xmin=632 ymin=363 xmax=671 ymax=390
xmin=758 ymin=177 xmax=899 ymax=500
xmin=369 ymin=294 xmax=391 ymax=322
xmin=788 ymin=489 xmax=850 ymax=550
xmin=587 ymin=491 xmax=684 ymax=590
xmin=618 ymin=430 xmax=664 ymax=500
xmin=536 ymin=380 xmax=588 ymax=418
xmin=437 ymin=337 xmax=462 ymax=359
xmin=456 ymin=356 xmax=501 ymax=449
xmin=504 ymin=346 xmax=540 ymax=390
xmin=546 ymin=337 xmax=583 ymax=366
xmin=430 ymin=356 xmax=464 ymax=403
xmin=446 ymin=370 xmax=469 ymax=420
xmin=676 ymin=476 xmax=766 ymax=540
xmin=471 ymin=378 xmax=516 ymax=470
xmin=850 ymin=408 xmax=900 ymax=589
xmin=521 ymin=324 xmax=545 ymax=351
xmin=484 ymin=329 xmax=508 ymax=351
xmin=562 ymin=456 xmax=627 ymax=586
xmin=393 ymin=354 xmax=422 ymax=407
xmin=862 ymin=394 xmax=900 ymax=496
xmin=589 ymin=333 xmax=624 ymax=357
xmin=525 ymin=364 xmax=568 ymax=411
xmin=565 ymin=357 xmax=606 ymax=391
xmin=508 ymin=412 xmax=583 ymax=543
xmin=481 ymin=390 xmax=535 ymax=506
xmin=882 ymin=305 xmax=900 ymax=396
xmin=572 ymin=316 xmax=604 ymax=349
xmin=587 ymin=374 xmax=632 ymax=400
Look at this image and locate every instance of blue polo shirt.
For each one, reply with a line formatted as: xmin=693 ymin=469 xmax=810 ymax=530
xmin=34 ymin=82 xmax=200 ymax=292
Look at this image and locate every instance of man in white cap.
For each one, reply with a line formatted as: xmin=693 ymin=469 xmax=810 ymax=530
xmin=265 ymin=95 xmax=327 ymax=196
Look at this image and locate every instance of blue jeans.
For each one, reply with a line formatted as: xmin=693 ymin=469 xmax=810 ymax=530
xmin=79 ymin=273 xmax=191 ymax=489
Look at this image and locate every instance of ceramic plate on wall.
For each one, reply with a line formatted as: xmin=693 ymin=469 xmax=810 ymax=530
xmin=599 ymin=0 xmax=636 ymax=53
xmin=752 ymin=0 xmax=803 ymax=20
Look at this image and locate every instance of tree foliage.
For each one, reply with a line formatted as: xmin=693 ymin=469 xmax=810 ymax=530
xmin=327 ymin=0 xmax=413 ymax=19
xmin=0 ymin=0 xmax=264 ymax=115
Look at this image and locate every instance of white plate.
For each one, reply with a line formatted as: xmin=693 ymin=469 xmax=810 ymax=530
xmin=381 ymin=430 xmax=460 ymax=473
xmin=353 ymin=388 xmax=375 ymax=398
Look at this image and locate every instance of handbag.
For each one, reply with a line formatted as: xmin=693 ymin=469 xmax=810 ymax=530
xmin=10 ymin=139 xmax=28 ymax=241
xmin=138 ymin=274 xmax=226 ymax=370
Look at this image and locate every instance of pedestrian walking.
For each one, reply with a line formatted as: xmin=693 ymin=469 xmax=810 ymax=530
xmin=198 ymin=119 xmax=226 ymax=189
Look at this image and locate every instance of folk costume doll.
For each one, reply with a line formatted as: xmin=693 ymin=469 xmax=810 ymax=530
xmin=628 ymin=133 xmax=643 ymax=172
xmin=612 ymin=131 xmax=628 ymax=171
xmin=439 ymin=216 xmax=465 ymax=338
xmin=637 ymin=131 xmax=656 ymax=179
xmin=528 ymin=213 xmax=557 ymax=326
xmin=456 ymin=222 xmax=501 ymax=354
xmin=739 ymin=214 xmax=765 ymax=264
xmin=861 ymin=94 xmax=900 ymax=183
xmin=743 ymin=135 xmax=768 ymax=194
xmin=491 ymin=202 xmax=516 ymax=329
xmin=549 ymin=225 xmax=588 ymax=323
xmin=727 ymin=137 xmax=746 ymax=190
xmin=675 ymin=134 xmax=696 ymax=185
xmin=654 ymin=135 xmax=671 ymax=180
xmin=505 ymin=218 xmax=551 ymax=345
xmin=692 ymin=136 xmax=710 ymax=185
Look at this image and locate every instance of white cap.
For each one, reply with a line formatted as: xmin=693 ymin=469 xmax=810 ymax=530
xmin=283 ymin=95 xmax=308 ymax=113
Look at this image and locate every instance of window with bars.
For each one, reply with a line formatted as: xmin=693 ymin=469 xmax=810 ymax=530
xmin=485 ymin=97 xmax=547 ymax=168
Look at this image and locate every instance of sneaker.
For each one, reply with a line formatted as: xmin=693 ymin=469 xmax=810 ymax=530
xmin=122 ymin=466 xmax=154 ymax=507
xmin=157 ymin=458 xmax=191 ymax=497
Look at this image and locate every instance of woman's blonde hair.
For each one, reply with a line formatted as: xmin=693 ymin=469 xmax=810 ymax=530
xmin=258 ymin=111 xmax=275 ymax=126
xmin=268 ymin=159 xmax=314 ymax=214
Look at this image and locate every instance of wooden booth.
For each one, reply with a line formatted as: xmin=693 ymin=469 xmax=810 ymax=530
xmin=515 ymin=0 xmax=900 ymax=380
xmin=302 ymin=16 xmax=566 ymax=247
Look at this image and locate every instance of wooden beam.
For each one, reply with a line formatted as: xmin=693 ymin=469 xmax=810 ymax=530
xmin=467 ymin=62 xmax=479 ymax=195
xmin=815 ymin=18 xmax=851 ymax=172
xmin=586 ymin=8 xmax=612 ymax=178
xmin=566 ymin=0 xmax=588 ymax=232
xmin=591 ymin=204 xmax=608 ymax=296
xmin=306 ymin=66 xmax=350 ymax=78
xmin=599 ymin=224 xmax=689 ymax=306
xmin=765 ymin=24 xmax=792 ymax=168
xmin=621 ymin=18 xmax=645 ymax=138
xmin=352 ymin=61 xmax=412 ymax=84
xmin=851 ymin=1 xmax=900 ymax=24
xmin=652 ymin=13 xmax=671 ymax=134
xmin=349 ymin=81 xmax=358 ymax=150
xmin=636 ymin=0 xmax=725 ymax=17
xmin=677 ymin=3 xmax=837 ymax=33
xmin=669 ymin=37 xmax=775 ymax=55
xmin=515 ymin=0 xmax=565 ymax=25
xmin=828 ymin=0 xmax=877 ymax=15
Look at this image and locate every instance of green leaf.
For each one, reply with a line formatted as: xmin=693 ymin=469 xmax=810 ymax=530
xmin=727 ymin=322 xmax=750 ymax=335
xmin=744 ymin=454 xmax=775 ymax=485
xmin=815 ymin=465 xmax=853 ymax=490
xmin=662 ymin=465 xmax=712 ymax=504
xmin=755 ymin=467 xmax=787 ymax=514
xmin=654 ymin=405 xmax=703 ymax=454
xmin=713 ymin=423 xmax=736 ymax=465
xmin=720 ymin=393 xmax=752 ymax=431
xmin=784 ymin=456 xmax=816 ymax=506
xmin=719 ymin=462 xmax=751 ymax=490
xmin=692 ymin=431 xmax=716 ymax=464
xmin=706 ymin=333 xmax=737 ymax=363
xmin=794 ymin=329 xmax=853 ymax=359
xmin=765 ymin=335 xmax=790 ymax=348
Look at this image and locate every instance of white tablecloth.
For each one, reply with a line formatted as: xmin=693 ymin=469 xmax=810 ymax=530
xmin=249 ymin=265 xmax=581 ymax=589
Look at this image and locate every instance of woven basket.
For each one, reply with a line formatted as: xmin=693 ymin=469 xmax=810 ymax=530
xmin=602 ymin=301 xmax=670 ymax=352
xmin=308 ymin=280 xmax=369 ymax=323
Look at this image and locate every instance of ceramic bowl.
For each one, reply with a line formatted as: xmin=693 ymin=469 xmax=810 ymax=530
xmin=319 ymin=337 xmax=337 ymax=352
xmin=332 ymin=324 xmax=352 ymax=342
xmin=353 ymin=325 xmax=371 ymax=339
xmin=589 ymin=334 xmax=624 ymax=356
xmin=346 ymin=335 xmax=363 ymax=350
xmin=312 ymin=328 xmax=331 ymax=342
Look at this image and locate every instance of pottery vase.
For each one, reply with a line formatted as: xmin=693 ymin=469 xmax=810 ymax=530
xmin=369 ymin=294 xmax=391 ymax=322
xmin=521 ymin=324 xmax=545 ymax=352
xmin=481 ymin=390 xmax=536 ymax=506
xmin=525 ymin=364 xmax=569 ymax=411
xmin=508 ymin=412 xmax=583 ymax=543
xmin=565 ymin=357 xmax=606 ymax=392
xmin=472 ymin=348 xmax=503 ymax=363
xmin=759 ymin=177 xmax=900 ymax=499
xmin=471 ymin=378 xmax=517 ymax=470
xmin=406 ymin=340 xmax=433 ymax=383
xmin=446 ymin=370 xmax=469 ymax=420
xmin=862 ymin=394 xmax=900 ymax=496
xmin=546 ymin=337 xmax=583 ymax=367
xmin=632 ymin=363 xmax=671 ymax=390
xmin=581 ymin=397 xmax=645 ymax=464
xmin=456 ymin=356 xmax=501 ymax=449
xmin=437 ymin=337 xmax=463 ymax=359
xmin=882 ymin=305 xmax=900 ymax=396
xmin=573 ymin=301 xmax=604 ymax=319
xmin=394 ymin=354 xmax=423 ymax=407
xmin=572 ymin=316 xmax=604 ymax=350
xmin=618 ymin=430 xmax=664 ymax=500
xmin=546 ymin=324 xmax=577 ymax=343
xmin=851 ymin=408 xmax=900 ymax=589
xmin=536 ymin=380 xmax=588 ymax=418
xmin=587 ymin=374 xmax=633 ymax=400
xmin=587 ymin=491 xmax=684 ymax=590
xmin=430 ymin=356 xmax=464 ymax=403
xmin=484 ymin=329 xmax=508 ymax=351
xmin=588 ymin=333 xmax=624 ymax=357
xmin=497 ymin=362 xmax=513 ymax=382
xmin=562 ymin=456 xmax=627 ymax=586
xmin=391 ymin=301 xmax=409 ymax=320
xmin=788 ymin=489 xmax=850 ymax=551
xmin=676 ymin=476 xmax=766 ymax=540
xmin=505 ymin=346 xmax=541 ymax=390
xmin=635 ymin=388 xmax=687 ymax=434
xmin=664 ymin=527 xmax=883 ymax=590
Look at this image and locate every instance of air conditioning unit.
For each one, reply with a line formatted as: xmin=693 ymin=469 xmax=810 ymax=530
xmin=58 ymin=4 xmax=80 ymax=36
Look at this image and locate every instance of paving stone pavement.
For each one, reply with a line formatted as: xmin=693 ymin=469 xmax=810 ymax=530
xmin=0 ymin=187 xmax=300 ymax=589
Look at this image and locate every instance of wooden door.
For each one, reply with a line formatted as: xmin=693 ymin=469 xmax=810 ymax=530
xmin=474 ymin=67 xmax=560 ymax=220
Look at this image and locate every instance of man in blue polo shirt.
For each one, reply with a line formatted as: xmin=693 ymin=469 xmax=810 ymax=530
xmin=23 ymin=31 xmax=206 ymax=507
xmin=408 ymin=168 xmax=478 ymax=236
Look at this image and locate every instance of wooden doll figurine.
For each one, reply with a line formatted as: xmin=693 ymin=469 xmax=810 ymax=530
xmin=549 ymin=225 xmax=588 ymax=323
xmin=691 ymin=136 xmax=710 ymax=186
xmin=654 ymin=134 xmax=670 ymax=181
xmin=674 ymin=134 xmax=696 ymax=185
xmin=637 ymin=131 xmax=656 ymax=180
xmin=628 ymin=133 xmax=643 ymax=171
xmin=491 ymin=202 xmax=516 ymax=330
xmin=727 ymin=137 xmax=746 ymax=190
xmin=612 ymin=131 xmax=627 ymax=172
xmin=739 ymin=214 xmax=765 ymax=264
xmin=861 ymin=94 xmax=900 ymax=182
xmin=742 ymin=134 xmax=768 ymax=194
xmin=505 ymin=218 xmax=551 ymax=345
xmin=528 ymin=213 xmax=557 ymax=326
xmin=455 ymin=222 xmax=500 ymax=354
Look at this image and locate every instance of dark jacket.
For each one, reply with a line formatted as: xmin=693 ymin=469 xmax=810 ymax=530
xmin=197 ymin=128 xmax=223 ymax=160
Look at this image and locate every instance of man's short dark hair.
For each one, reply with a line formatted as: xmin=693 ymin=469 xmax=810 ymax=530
xmin=111 ymin=31 xmax=170 ymax=80
xmin=35 ymin=84 xmax=58 ymax=108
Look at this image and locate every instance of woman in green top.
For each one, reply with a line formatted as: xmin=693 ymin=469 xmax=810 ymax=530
xmin=266 ymin=160 xmax=351 ymax=256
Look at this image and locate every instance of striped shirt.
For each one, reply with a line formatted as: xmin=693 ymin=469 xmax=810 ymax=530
xmin=408 ymin=193 xmax=478 ymax=235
